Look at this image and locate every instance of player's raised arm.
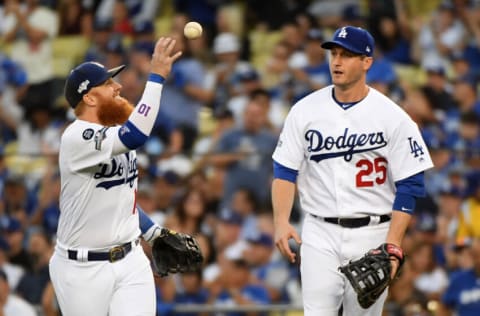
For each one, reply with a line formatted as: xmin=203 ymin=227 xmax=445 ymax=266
xmin=113 ymin=37 xmax=182 ymax=154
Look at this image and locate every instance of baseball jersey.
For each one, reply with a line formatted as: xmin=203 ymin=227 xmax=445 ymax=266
xmin=57 ymin=120 xmax=140 ymax=249
xmin=272 ymin=86 xmax=434 ymax=217
xmin=57 ymin=78 xmax=164 ymax=250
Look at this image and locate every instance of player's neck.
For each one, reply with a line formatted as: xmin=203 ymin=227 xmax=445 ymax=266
xmin=333 ymin=84 xmax=369 ymax=103
xmin=77 ymin=111 xmax=102 ymax=125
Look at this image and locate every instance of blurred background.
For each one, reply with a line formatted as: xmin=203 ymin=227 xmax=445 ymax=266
xmin=0 ymin=0 xmax=479 ymax=315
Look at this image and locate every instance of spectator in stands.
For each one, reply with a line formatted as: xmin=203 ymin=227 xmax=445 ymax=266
xmin=15 ymin=228 xmax=53 ymax=306
xmin=111 ymin=0 xmax=133 ymax=35
xmin=259 ymin=41 xmax=292 ymax=102
xmin=413 ymin=2 xmax=467 ymax=69
xmin=456 ymin=180 xmax=480 ymax=241
xmin=2 ymin=0 xmax=58 ymax=111
xmin=164 ymin=187 xmax=212 ymax=262
xmin=29 ymin=164 xmax=60 ymax=237
xmin=208 ymin=253 xmax=270 ymax=315
xmin=228 ymin=188 xmax=259 ymax=239
xmin=131 ymin=19 xmax=155 ymax=43
xmin=0 ymin=237 xmax=24 ymax=290
xmin=174 ymin=270 xmax=209 ymax=316
xmin=227 ymin=68 xmax=264 ymax=126
xmin=207 ymin=100 xmax=278 ymax=208
xmin=367 ymin=1 xmax=413 ymax=65
xmin=95 ymin=0 xmax=159 ymax=26
xmin=420 ymin=64 xmax=456 ymax=114
xmin=0 ymin=53 xmax=28 ymax=145
xmin=159 ymin=30 xmax=213 ymax=153
xmin=0 ymin=268 xmax=36 ymax=316
xmin=1 ymin=174 xmax=36 ymax=219
xmin=1 ymin=216 xmax=31 ymax=271
xmin=58 ymin=0 xmax=88 ymax=36
xmin=84 ymin=18 xmax=114 ymax=65
xmin=243 ymin=232 xmax=291 ymax=303
xmin=439 ymin=236 xmax=480 ymax=316
xmin=451 ymin=76 xmax=480 ymax=119
xmin=445 ymin=112 xmax=480 ymax=168
xmin=410 ymin=241 xmax=449 ymax=301
xmin=15 ymin=106 xmax=62 ymax=156
xmin=212 ymin=211 xmax=243 ymax=255
xmin=211 ymin=32 xmax=252 ymax=109
xmin=193 ymin=107 xmax=235 ymax=164
xmin=104 ymin=35 xmax=126 ymax=69
xmin=449 ymin=50 xmax=478 ymax=83
xmin=290 ymin=28 xmax=330 ymax=103
xmin=151 ymin=170 xmax=181 ymax=213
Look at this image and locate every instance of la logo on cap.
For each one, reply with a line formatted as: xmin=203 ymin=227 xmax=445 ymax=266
xmin=338 ymin=27 xmax=348 ymax=38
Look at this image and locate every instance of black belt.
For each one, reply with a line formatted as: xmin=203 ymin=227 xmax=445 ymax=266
xmin=68 ymin=239 xmax=139 ymax=262
xmin=311 ymin=214 xmax=391 ymax=228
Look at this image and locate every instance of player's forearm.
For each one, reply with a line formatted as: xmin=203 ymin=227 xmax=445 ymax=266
xmin=116 ymin=74 xmax=164 ymax=151
xmin=272 ymin=178 xmax=296 ymax=225
xmin=385 ymin=210 xmax=411 ymax=246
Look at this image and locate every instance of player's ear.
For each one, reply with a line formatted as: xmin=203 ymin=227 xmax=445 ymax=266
xmin=363 ymin=56 xmax=373 ymax=71
xmin=82 ymin=92 xmax=96 ymax=107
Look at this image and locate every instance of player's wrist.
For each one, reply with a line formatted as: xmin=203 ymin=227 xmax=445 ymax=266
xmin=148 ymin=73 xmax=165 ymax=84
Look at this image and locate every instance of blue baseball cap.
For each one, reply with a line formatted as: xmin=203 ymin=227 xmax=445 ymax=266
xmin=247 ymin=233 xmax=274 ymax=248
xmin=218 ymin=210 xmax=243 ymax=225
xmin=133 ymin=20 xmax=154 ymax=34
xmin=64 ymin=62 xmax=125 ymax=108
xmin=321 ymin=26 xmax=374 ymax=57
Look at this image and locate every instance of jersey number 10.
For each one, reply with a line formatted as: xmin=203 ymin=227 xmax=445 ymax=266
xmin=355 ymin=157 xmax=387 ymax=187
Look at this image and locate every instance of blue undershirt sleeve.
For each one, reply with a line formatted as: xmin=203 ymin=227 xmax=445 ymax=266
xmin=273 ymin=160 xmax=298 ymax=183
xmin=138 ymin=206 xmax=155 ymax=233
xmin=393 ymin=172 xmax=426 ymax=214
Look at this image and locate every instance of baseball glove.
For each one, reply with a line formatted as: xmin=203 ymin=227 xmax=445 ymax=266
xmin=339 ymin=243 xmax=405 ymax=309
xmin=151 ymin=229 xmax=203 ymax=277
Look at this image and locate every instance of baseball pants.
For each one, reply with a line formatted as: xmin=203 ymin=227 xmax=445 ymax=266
xmin=49 ymin=242 xmax=155 ymax=316
xmin=300 ymin=213 xmax=390 ymax=316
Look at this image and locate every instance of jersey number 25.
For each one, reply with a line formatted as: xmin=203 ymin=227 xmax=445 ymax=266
xmin=355 ymin=157 xmax=387 ymax=187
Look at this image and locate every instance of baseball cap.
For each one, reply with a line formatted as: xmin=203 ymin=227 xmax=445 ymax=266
xmin=64 ymin=62 xmax=125 ymax=108
xmin=0 ymin=216 xmax=21 ymax=233
xmin=0 ymin=237 xmax=9 ymax=252
xmin=218 ymin=211 xmax=243 ymax=225
xmin=131 ymin=41 xmax=155 ymax=55
xmin=213 ymin=33 xmax=240 ymax=54
xmin=306 ymin=28 xmax=324 ymax=42
xmin=93 ymin=18 xmax=112 ymax=32
xmin=236 ymin=69 xmax=259 ymax=82
xmin=247 ymin=232 xmax=274 ymax=248
xmin=106 ymin=37 xmax=125 ymax=55
xmin=133 ymin=20 xmax=154 ymax=34
xmin=321 ymin=26 xmax=374 ymax=57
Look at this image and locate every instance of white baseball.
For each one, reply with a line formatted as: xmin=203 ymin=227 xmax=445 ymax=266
xmin=184 ymin=21 xmax=203 ymax=39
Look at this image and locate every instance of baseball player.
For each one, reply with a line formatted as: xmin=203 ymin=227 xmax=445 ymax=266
xmin=49 ymin=37 xmax=181 ymax=316
xmin=271 ymin=26 xmax=434 ymax=315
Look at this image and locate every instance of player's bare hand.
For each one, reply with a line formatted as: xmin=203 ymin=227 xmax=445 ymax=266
xmin=151 ymin=37 xmax=182 ymax=79
xmin=274 ymin=222 xmax=301 ymax=263
xmin=390 ymin=257 xmax=400 ymax=279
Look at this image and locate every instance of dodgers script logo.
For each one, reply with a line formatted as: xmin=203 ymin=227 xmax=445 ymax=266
xmin=305 ymin=128 xmax=387 ymax=162
xmin=94 ymin=153 xmax=138 ymax=189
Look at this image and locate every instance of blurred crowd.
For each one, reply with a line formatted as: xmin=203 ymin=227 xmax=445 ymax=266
xmin=0 ymin=0 xmax=479 ymax=315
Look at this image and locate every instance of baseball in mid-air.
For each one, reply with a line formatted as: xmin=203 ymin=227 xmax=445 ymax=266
xmin=184 ymin=21 xmax=203 ymax=39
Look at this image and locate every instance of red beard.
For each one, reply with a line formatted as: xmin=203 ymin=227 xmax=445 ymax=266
xmin=97 ymin=96 xmax=134 ymax=126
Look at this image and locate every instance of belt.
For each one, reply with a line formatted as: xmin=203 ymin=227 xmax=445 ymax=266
xmin=311 ymin=214 xmax=391 ymax=228
xmin=68 ymin=239 xmax=139 ymax=263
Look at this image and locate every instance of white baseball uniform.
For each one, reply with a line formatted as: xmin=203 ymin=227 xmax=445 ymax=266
xmin=272 ymin=86 xmax=433 ymax=315
xmin=50 ymin=77 xmax=164 ymax=316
